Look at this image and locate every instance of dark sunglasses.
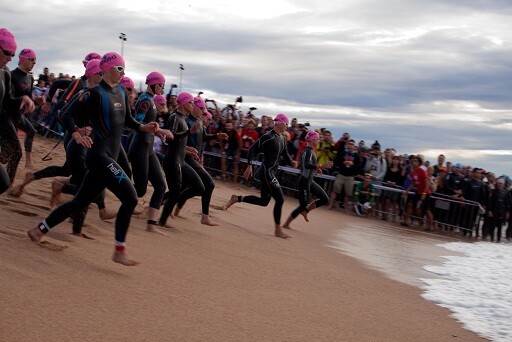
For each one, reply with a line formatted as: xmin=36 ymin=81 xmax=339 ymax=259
xmin=26 ymin=57 xmax=36 ymax=62
xmin=1 ymin=48 xmax=15 ymax=57
xmin=114 ymin=65 xmax=124 ymax=72
xmin=157 ymin=83 xmax=165 ymax=88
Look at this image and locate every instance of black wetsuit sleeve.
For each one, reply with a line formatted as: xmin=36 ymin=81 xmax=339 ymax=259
xmin=302 ymin=148 xmax=316 ymax=169
xmin=124 ymin=90 xmax=143 ymax=131
xmin=45 ymin=79 xmax=71 ymax=103
xmin=202 ymin=127 xmax=217 ymax=142
xmin=1 ymin=69 xmax=21 ymax=112
xmin=59 ymin=90 xmax=93 ymax=134
xmin=246 ymin=134 xmax=266 ymax=163
xmin=56 ymin=78 xmax=85 ymax=111
xmin=168 ymin=113 xmax=190 ymax=140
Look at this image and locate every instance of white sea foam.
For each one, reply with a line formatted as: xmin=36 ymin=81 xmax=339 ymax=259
xmin=421 ymin=242 xmax=512 ymax=342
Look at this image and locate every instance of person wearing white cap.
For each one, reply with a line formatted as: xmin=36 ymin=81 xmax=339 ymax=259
xmin=225 ymin=113 xmax=298 ymax=239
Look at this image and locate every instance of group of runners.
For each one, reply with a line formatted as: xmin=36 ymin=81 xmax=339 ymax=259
xmin=1 ymin=28 xmax=331 ymax=266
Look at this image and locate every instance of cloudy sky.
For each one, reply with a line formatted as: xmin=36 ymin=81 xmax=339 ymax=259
xmin=3 ymin=0 xmax=512 ymax=176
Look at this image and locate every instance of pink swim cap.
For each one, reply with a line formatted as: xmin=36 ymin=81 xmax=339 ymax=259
xmin=19 ymin=48 xmax=36 ymax=61
xmin=153 ymin=94 xmax=167 ymax=105
xmin=204 ymin=111 xmax=213 ymax=120
xmin=176 ymin=92 xmax=194 ymax=106
xmin=100 ymin=52 xmax=124 ymax=72
xmin=119 ymin=76 xmax=134 ymax=89
xmin=273 ymin=113 xmax=290 ymax=124
xmin=0 ymin=28 xmax=17 ymax=53
xmin=193 ymin=96 xmax=206 ymax=110
xmin=145 ymin=71 xmax=165 ymax=86
xmin=305 ymin=130 xmax=320 ymax=142
xmin=83 ymin=52 xmax=101 ymax=67
xmin=85 ymin=59 xmax=102 ymax=78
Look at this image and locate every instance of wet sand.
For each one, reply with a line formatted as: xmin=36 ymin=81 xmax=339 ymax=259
xmin=0 ymin=135 xmax=486 ymax=341
xmin=329 ymin=216 xmax=466 ymax=287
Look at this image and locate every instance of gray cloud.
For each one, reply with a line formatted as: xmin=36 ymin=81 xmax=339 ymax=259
xmin=3 ymin=0 xmax=512 ymax=175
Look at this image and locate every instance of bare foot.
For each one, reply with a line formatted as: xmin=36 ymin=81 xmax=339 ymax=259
xmin=275 ymin=226 xmax=291 ymax=239
xmin=25 ymin=162 xmax=34 ymax=170
xmin=133 ymin=207 xmax=144 ymax=216
xmin=146 ymin=224 xmax=168 ymax=236
xmin=9 ymin=184 xmax=24 ymax=197
xmin=133 ymin=201 xmax=145 ymax=216
xmin=301 ymin=212 xmax=309 ymax=222
xmin=201 ymin=215 xmax=219 ymax=226
xmin=49 ymin=181 xmax=63 ymax=207
xmin=28 ymin=227 xmax=68 ymax=250
xmin=27 ymin=226 xmax=43 ymax=243
xmin=173 ymin=206 xmax=182 ymax=218
xmin=224 ymin=194 xmax=238 ymax=210
xmin=23 ymin=171 xmax=34 ymax=185
xmin=282 ymin=224 xmax=292 ymax=229
xmin=99 ymin=209 xmax=117 ymax=221
xmin=112 ymin=250 xmax=140 ymax=266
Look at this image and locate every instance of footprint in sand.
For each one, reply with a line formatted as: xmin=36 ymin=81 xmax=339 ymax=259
xmin=9 ymin=198 xmax=51 ymax=211
xmin=8 ymin=209 xmax=38 ymax=217
xmin=31 ymin=241 xmax=68 ymax=251
xmin=210 ymin=204 xmax=225 ymax=211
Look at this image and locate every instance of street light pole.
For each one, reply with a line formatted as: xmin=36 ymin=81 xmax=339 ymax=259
xmin=179 ymin=64 xmax=184 ymax=93
xmin=119 ymin=32 xmax=127 ymax=56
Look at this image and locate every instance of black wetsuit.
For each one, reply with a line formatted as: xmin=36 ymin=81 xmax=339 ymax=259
xmin=159 ymin=110 xmax=199 ymax=226
xmin=0 ymin=68 xmax=21 ymax=192
xmin=9 ymin=67 xmax=36 ymax=156
xmin=42 ymin=78 xmax=72 ymax=129
xmin=0 ymin=67 xmax=34 ymax=182
xmin=128 ymin=92 xmax=166 ymax=209
xmin=38 ymin=80 xmax=142 ymax=245
xmin=55 ymin=89 xmax=112 ymax=234
xmin=241 ymin=129 xmax=293 ymax=225
xmin=175 ymin=113 xmax=217 ymax=215
xmin=31 ymin=77 xmax=88 ymax=182
xmin=289 ymin=146 xmax=328 ymax=219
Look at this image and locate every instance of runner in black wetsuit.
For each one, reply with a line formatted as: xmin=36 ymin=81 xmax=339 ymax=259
xmin=174 ymin=96 xmax=227 ymax=226
xmin=0 ymin=28 xmax=35 ymax=193
xmin=27 ymin=52 xmax=159 ymax=266
xmin=225 ymin=113 xmax=298 ymax=238
xmin=9 ymin=53 xmax=103 ymax=197
xmin=0 ymin=48 xmax=38 ymax=183
xmin=158 ymin=92 xmax=201 ymax=227
xmin=3 ymin=48 xmax=37 ymax=169
xmin=128 ymin=71 xmax=173 ymax=235
xmin=282 ymin=131 xmax=331 ymax=229
xmin=47 ymin=59 xmax=117 ymax=231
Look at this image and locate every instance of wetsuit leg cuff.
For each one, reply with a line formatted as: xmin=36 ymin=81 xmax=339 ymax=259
xmin=38 ymin=221 xmax=49 ymax=234
xmin=115 ymin=241 xmax=126 ymax=251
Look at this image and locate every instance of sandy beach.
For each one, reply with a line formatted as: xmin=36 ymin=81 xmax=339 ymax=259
xmin=0 ymin=136 xmax=486 ymax=341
